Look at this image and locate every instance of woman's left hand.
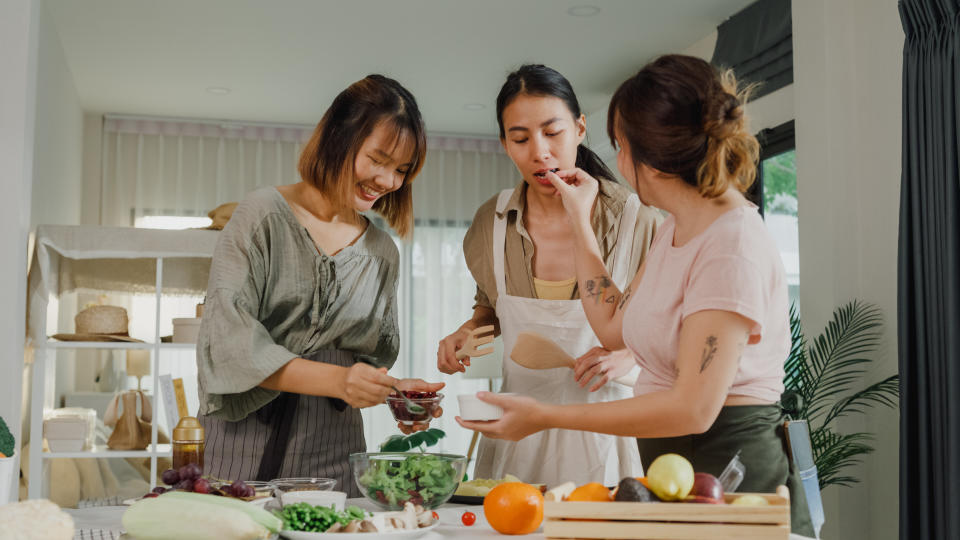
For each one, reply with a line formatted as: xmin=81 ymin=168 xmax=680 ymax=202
xmin=455 ymin=392 xmax=546 ymax=441
xmin=395 ymin=379 xmax=445 ymax=434
xmin=573 ymin=347 xmax=635 ymax=392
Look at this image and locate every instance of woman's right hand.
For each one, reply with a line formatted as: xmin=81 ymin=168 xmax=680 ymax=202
xmin=437 ymin=327 xmax=472 ymax=374
xmin=340 ymin=363 xmax=397 ymax=408
xmin=546 ymin=168 xmax=599 ymax=226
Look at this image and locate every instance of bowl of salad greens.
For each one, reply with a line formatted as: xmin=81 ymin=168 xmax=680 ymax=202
xmin=349 ymin=452 xmax=467 ymax=511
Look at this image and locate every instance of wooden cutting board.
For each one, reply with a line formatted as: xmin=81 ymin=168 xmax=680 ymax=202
xmin=510 ymin=332 xmax=637 ymax=387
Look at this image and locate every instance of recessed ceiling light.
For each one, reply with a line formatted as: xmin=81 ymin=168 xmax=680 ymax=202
xmin=463 ymin=103 xmax=486 ymax=111
xmin=206 ymin=87 xmax=231 ymax=95
xmin=567 ymin=5 xmax=601 ymax=17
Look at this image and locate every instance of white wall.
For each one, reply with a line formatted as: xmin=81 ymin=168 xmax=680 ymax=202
xmin=0 ymin=0 xmax=39 ymax=500
xmin=585 ymin=29 xmax=795 ymax=171
xmin=31 ymin=0 xmax=83 ymax=228
xmin=793 ymin=1 xmax=903 ymax=539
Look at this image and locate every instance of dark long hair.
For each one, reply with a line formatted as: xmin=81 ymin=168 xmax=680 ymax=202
xmin=607 ymin=55 xmax=758 ymax=197
xmin=496 ymin=64 xmax=617 ymax=183
xmin=298 ymin=74 xmax=426 ymax=237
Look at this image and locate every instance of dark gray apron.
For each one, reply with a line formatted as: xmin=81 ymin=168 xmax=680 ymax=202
xmin=199 ymin=349 xmax=365 ymax=497
xmin=637 ymin=404 xmax=815 ymax=537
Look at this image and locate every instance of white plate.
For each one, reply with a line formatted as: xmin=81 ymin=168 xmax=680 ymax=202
xmin=279 ymin=522 xmax=437 ymax=539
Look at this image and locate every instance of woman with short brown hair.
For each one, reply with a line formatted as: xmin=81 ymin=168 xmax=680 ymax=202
xmin=197 ymin=74 xmax=441 ymax=495
xmin=458 ymin=55 xmax=814 ymax=535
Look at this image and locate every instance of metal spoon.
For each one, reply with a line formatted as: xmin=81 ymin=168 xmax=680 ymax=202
xmin=391 ymin=386 xmax=426 ymax=415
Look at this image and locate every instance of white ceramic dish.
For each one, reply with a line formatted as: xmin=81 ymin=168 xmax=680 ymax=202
xmin=279 ymin=522 xmax=437 ymax=539
xmin=279 ymin=490 xmax=347 ymax=510
xmin=456 ymin=393 xmax=516 ymax=421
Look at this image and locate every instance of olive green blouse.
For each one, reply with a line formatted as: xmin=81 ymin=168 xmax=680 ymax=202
xmin=197 ymin=187 xmax=400 ymax=421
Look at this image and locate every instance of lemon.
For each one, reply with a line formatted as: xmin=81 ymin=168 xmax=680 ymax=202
xmin=731 ymin=494 xmax=770 ymax=506
xmin=645 ymin=454 xmax=695 ymax=501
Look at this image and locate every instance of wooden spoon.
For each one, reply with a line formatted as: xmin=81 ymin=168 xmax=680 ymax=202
xmin=510 ymin=331 xmax=637 ymax=387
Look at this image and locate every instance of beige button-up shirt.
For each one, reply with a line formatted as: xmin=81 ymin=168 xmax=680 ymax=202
xmin=463 ymin=179 xmax=662 ymax=311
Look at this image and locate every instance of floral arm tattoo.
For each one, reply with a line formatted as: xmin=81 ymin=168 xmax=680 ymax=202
xmin=585 ymin=274 xmax=631 ymax=307
xmin=700 ymin=335 xmax=719 ymax=373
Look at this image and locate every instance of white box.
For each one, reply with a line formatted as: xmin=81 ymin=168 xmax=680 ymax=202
xmin=43 ymin=417 xmax=88 ymax=452
xmin=172 ymin=317 xmax=201 ymax=343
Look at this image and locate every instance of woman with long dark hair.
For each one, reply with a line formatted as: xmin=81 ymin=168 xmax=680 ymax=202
xmin=457 ymin=55 xmax=814 ymax=535
xmin=197 ymin=75 xmax=442 ymax=496
xmin=438 ymin=65 xmax=661 ymax=487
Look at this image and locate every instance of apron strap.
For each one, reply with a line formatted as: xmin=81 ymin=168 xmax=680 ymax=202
xmin=255 ymin=391 xmax=298 ymax=481
xmin=492 ymin=189 xmax=515 ymax=297
xmin=609 ymin=194 xmax=641 ymax=288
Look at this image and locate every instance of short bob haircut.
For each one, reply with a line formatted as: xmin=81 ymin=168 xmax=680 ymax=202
xmin=297 ymin=74 xmax=426 ymax=237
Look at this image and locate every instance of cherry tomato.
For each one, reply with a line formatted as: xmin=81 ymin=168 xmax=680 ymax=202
xmin=461 ymin=511 xmax=476 ymax=526
xmin=431 ymin=511 xmax=439 ymax=521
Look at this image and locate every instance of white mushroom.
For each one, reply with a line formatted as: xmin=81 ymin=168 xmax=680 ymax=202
xmin=344 ymin=520 xmax=362 ymax=533
xmin=360 ymin=520 xmax=378 ymax=532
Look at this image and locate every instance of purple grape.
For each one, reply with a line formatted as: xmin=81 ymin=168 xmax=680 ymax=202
xmin=161 ymin=468 xmax=179 ymax=486
xmin=175 ymin=478 xmax=195 ymax=491
xmin=151 ymin=486 xmax=167 ymax=494
xmin=229 ymin=481 xmax=247 ymax=497
xmin=193 ymin=478 xmax=211 ymax=494
xmin=243 ymin=485 xmax=256 ymax=498
xmin=178 ymin=463 xmax=202 ymax=481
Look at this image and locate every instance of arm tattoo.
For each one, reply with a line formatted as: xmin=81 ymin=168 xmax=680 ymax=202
xmin=587 ymin=275 xmax=614 ymax=304
xmin=618 ymin=285 xmax=633 ymax=310
xmin=700 ymin=335 xmax=719 ymax=373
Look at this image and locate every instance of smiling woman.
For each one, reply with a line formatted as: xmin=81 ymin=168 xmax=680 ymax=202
xmin=196 ymin=74 xmax=444 ymax=497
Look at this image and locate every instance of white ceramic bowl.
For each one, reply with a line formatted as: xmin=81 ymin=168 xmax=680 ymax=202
xmin=457 ymin=393 xmax=516 ymax=421
xmin=278 ymin=489 xmax=347 ymax=510
xmin=172 ymin=317 xmax=201 ymax=343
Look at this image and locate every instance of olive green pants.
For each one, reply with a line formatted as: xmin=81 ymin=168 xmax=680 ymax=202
xmin=638 ymin=405 xmax=815 ymax=537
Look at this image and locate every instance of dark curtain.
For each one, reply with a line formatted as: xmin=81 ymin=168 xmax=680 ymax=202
xmin=898 ymin=1 xmax=960 ymax=540
xmin=712 ymin=0 xmax=792 ymax=100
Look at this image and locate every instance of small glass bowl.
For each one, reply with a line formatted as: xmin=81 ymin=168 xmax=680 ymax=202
xmin=270 ymin=477 xmax=337 ymax=496
xmin=385 ymin=392 xmax=443 ymax=426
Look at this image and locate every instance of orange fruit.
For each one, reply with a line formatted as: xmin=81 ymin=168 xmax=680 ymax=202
xmin=567 ymin=482 xmax=612 ymax=502
xmin=483 ymin=482 xmax=544 ymax=535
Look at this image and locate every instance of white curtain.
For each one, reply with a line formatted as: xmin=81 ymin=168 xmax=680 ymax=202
xmin=102 ymin=116 xmax=518 ymax=470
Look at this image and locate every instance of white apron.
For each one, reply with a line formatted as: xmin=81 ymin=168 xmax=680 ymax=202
xmin=474 ymin=189 xmax=644 ymax=487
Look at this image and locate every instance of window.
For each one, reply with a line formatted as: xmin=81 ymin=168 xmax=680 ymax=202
xmin=756 ymin=121 xmax=799 ymax=306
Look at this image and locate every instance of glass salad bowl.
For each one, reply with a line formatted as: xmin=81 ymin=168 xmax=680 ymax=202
xmin=349 ymin=452 xmax=467 ymax=510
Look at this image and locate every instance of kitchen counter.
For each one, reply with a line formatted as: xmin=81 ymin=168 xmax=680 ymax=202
xmin=66 ymin=497 xmax=815 ymax=539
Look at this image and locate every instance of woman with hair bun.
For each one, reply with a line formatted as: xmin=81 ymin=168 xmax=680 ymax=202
xmin=437 ymin=65 xmax=660 ymax=487
xmin=458 ymin=55 xmax=813 ymax=535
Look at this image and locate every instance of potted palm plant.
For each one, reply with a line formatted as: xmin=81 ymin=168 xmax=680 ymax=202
xmin=0 ymin=415 xmax=15 ymax=504
xmin=782 ymin=300 xmax=899 ymax=489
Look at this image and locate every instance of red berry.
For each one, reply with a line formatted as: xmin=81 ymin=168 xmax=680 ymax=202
xmin=431 ymin=511 xmax=439 ymax=521
xmin=461 ymin=511 xmax=476 ymax=526
xmin=143 ymin=492 xmax=159 ymax=498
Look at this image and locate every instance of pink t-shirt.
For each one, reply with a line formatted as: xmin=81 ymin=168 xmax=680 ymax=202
xmin=623 ymin=205 xmax=789 ymax=403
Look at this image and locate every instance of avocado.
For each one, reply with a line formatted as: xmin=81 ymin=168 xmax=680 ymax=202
xmin=614 ymin=477 xmax=658 ymax=502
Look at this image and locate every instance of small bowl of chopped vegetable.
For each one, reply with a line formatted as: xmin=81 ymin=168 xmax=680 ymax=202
xmin=386 ymin=391 xmax=444 ymax=426
xmin=349 ymin=452 xmax=467 ymax=510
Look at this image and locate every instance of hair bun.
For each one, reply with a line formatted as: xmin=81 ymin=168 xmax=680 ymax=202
xmin=703 ymin=91 xmax=742 ymax=140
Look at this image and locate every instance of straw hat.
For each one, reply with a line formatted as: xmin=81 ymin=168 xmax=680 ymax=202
xmin=51 ymin=305 xmax=143 ymax=343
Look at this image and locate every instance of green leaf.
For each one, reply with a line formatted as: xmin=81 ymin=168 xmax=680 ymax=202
xmin=378 ymin=428 xmax=447 ymax=453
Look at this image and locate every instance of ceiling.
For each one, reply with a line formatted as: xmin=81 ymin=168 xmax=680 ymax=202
xmin=46 ymin=0 xmax=753 ymax=136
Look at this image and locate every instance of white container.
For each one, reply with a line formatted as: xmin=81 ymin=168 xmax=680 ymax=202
xmin=279 ymin=490 xmax=347 ymax=510
xmin=0 ymin=454 xmax=14 ymax=505
xmin=457 ymin=393 xmax=516 ymax=421
xmin=172 ymin=317 xmax=201 ymax=343
xmin=44 ymin=408 xmax=96 ymax=451
xmin=43 ymin=417 xmax=87 ymax=452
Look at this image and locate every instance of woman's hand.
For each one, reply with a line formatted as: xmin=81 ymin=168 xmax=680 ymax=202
xmin=340 ymin=364 xmax=396 ymax=409
xmin=573 ymin=347 xmax=636 ymax=392
xmin=455 ymin=392 xmax=548 ymax=441
xmin=546 ymin=168 xmax=599 ymax=227
xmin=437 ymin=327 xmax=472 ymax=374
xmin=395 ymin=379 xmax=445 ymax=434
